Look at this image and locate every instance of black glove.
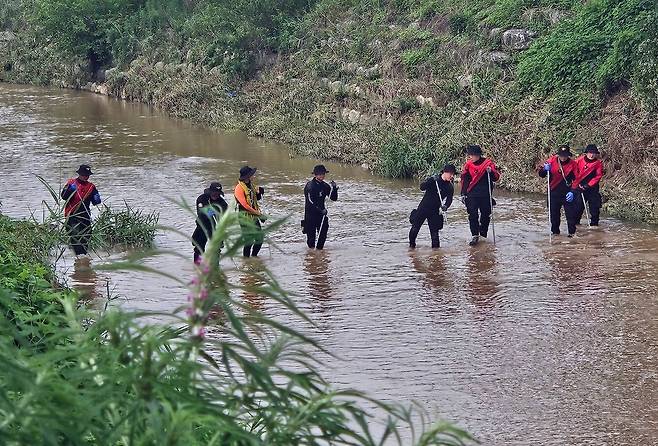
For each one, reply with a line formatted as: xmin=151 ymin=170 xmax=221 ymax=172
xmin=321 ymin=209 xmax=328 ymax=216
xmin=441 ymin=205 xmax=448 ymax=212
xmin=258 ymin=186 xmax=264 ymax=196
xmin=330 ymin=180 xmax=338 ymax=190
xmin=580 ymin=183 xmax=589 ymax=191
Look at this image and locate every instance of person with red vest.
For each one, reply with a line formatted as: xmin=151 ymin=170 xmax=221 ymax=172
xmin=60 ymin=164 xmax=101 ymax=255
xmin=460 ymin=145 xmax=500 ymax=246
xmin=572 ymin=144 xmax=604 ymax=226
xmin=538 ymin=146 xmax=578 ymax=237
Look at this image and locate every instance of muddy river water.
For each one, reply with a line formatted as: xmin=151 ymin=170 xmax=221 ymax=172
xmin=1 ymin=84 xmax=658 ymax=445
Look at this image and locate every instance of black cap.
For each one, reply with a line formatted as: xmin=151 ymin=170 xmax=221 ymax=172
xmin=76 ymin=164 xmax=93 ymax=176
xmin=465 ymin=144 xmax=483 ymax=156
xmin=239 ymin=166 xmax=257 ymax=181
xmin=312 ymin=164 xmax=329 ymax=175
xmin=204 ymin=182 xmax=223 ymax=196
xmin=441 ymin=163 xmax=457 ymax=174
xmin=556 ymin=145 xmax=573 ymax=157
xmin=585 ymin=144 xmax=600 ymax=154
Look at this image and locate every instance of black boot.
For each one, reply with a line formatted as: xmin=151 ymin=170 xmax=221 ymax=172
xmin=469 ymin=236 xmax=479 ymax=246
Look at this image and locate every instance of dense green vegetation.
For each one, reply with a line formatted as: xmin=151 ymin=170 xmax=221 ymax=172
xmin=0 ymin=212 xmax=472 ymax=445
xmin=1 ymin=0 xmax=657 ymax=221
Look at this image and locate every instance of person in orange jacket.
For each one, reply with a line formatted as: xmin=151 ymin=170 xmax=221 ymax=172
xmin=572 ymin=144 xmax=604 ymax=226
xmin=460 ymin=145 xmax=500 ymax=246
xmin=234 ymin=166 xmax=266 ymax=257
xmin=538 ymin=146 xmax=578 ymax=237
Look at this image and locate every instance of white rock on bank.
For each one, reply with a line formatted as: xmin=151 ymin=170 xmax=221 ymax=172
xmin=502 ymin=28 xmax=537 ymax=50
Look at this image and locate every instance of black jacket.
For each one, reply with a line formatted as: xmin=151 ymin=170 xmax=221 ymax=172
xmin=418 ymin=176 xmax=454 ymax=212
xmin=304 ymin=179 xmax=338 ymax=218
xmin=196 ymin=193 xmax=228 ymax=230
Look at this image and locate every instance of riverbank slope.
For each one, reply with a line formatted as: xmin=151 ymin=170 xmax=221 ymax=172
xmin=1 ymin=0 xmax=656 ymax=222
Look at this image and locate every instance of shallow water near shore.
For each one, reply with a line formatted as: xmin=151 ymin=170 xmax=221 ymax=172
xmin=2 ymin=83 xmax=658 ymax=445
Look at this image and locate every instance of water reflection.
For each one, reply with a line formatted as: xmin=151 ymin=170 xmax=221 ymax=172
xmin=238 ymin=259 xmax=267 ymax=312
xmin=408 ymin=249 xmax=450 ymax=292
xmin=71 ymin=257 xmax=101 ymax=301
xmin=465 ymin=245 xmax=499 ymax=311
xmin=303 ymin=250 xmax=333 ymax=314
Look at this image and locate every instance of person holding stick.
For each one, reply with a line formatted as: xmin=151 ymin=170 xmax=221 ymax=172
xmin=538 ymin=145 xmax=578 ymax=237
xmin=572 ymin=144 xmax=604 ymax=227
xmin=460 ymin=145 xmax=501 ymax=246
xmin=302 ymin=165 xmax=338 ymax=250
xmin=408 ymin=164 xmax=456 ymax=249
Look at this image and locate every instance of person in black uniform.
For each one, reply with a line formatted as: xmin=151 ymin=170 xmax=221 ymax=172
xmin=192 ymin=182 xmax=228 ymax=264
xmin=409 ymin=164 xmax=456 ymax=248
xmin=303 ymin=165 xmax=338 ymax=250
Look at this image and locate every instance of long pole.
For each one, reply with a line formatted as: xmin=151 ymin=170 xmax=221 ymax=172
xmin=317 ymin=181 xmax=334 ymax=240
xmin=435 ymin=178 xmax=447 ymax=224
xmin=547 ymin=171 xmax=552 ymax=241
xmin=581 ymin=192 xmax=591 ymax=228
xmin=487 ymin=170 xmax=496 ymax=245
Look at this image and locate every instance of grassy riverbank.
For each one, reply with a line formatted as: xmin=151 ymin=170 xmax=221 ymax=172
xmin=0 ymin=212 xmax=472 ymax=444
xmin=1 ymin=0 xmax=657 ymax=222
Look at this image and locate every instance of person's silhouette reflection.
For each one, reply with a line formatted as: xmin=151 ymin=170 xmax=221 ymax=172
xmin=465 ymin=246 xmax=499 ymax=310
xmin=408 ymin=249 xmax=460 ymax=318
xmin=408 ymin=249 xmax=450 ymax=292
xmin=71 ymin=257 xmax=100 ymax=301
xmin=238 ymin=259 xmax=267 ymax=312
xmin=303 ymin=250 xmax=333 ymax=312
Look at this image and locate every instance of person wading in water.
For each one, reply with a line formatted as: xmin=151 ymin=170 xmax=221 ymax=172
xmin=460 ymin=145 xmax=500 ymax=246
xmin=302 ymin=164 xmax=338 ymax=250
xmin=408 ymin=164 xmax=456 ymax=248
xmin=61 ymin=164 xmax=101 ymax=256
xmin=572 ymin=144 xmax=604 ymax=227
xmin=538 ymin=145 xmax=578 ymax=237
xmin=192 ymin=182 xmax=228 ymax=264
xmin=234 ymin=166 xmax=266 ymax=257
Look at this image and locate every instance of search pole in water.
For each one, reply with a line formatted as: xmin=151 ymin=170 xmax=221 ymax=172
xmin=547 ymin=171 xmax=552 ymax=242
xmin=487 ymin=170 xmax=496 ymax=245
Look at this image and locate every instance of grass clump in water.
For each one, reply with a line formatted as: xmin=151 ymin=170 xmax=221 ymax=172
xmin=92 ymin=202 xmax=159 ymax=250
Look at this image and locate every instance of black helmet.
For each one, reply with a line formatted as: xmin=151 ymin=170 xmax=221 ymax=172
xmin=312 ymin=164 xmax=329 ymax=175
xmin=585 ymin=144 xmax=600 ymax=154
xmin=465 ymin=144 xmax=483 ymax=156
xmin=76 ymin=164 xmax=93 ymax=176
xmin=556 ymin=145 xmax=573 ymax=157
xmin=441 ymin=163 xmax=457 ymax=174
xmin=239 ymin=166 xmax=257 ymax=181
xmin=204 ymin=182 xmax=223 ymax=196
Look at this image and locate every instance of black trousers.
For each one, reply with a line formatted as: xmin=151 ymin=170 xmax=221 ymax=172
xmin=574 ymin=188 xmax=602 ymax=225
xmin=465 ymin=196 xmax=492 ymax=237
xmin=192 ymin=224 xmax=223 ymax=263
xmin=240 ymin=219 xmax=263 ymax=257
xmin=409 ymin=209 xmax=443 ymax=248
xmin=305 ymin=215 xmax=329 ymax=249
xmin=549 ymin=192 xmax=577 ymax=235
xmin=66 ymin=215 xmax=92 ymax=255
